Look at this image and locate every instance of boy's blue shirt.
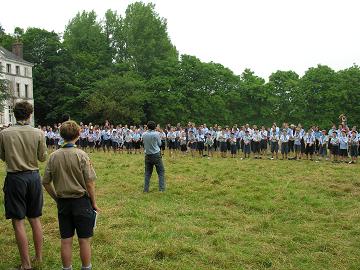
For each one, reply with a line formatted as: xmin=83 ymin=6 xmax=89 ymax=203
xmin=339 ymin=136 xmax=348 ymax=149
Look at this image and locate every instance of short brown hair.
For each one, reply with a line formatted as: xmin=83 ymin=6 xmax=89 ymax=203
xmin=13 ymin=101 xmax=33 ymax=121
xmin=147 ymin=121 xmax=156 ymax=130
xmin=60 ymin=121 xmax=80 ymax=141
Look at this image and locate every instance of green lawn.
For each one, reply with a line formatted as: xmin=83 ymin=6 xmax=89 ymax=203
xmin=1 ymin=152 xmax=360 ymax=270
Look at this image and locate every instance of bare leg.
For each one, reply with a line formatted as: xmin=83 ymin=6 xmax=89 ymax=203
xmin=28 ymin=217 xmax=43 ymax=262
xmin=61 ymin=237 xmax=73 ymax=268
xmin=12 ymin=219 xmax=31 ymax=269
xmin=79 ymin=238 xmax=92 ymax=268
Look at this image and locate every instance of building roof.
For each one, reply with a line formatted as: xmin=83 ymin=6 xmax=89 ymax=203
xmin=0 ymin=46 xmax=33 ymax=66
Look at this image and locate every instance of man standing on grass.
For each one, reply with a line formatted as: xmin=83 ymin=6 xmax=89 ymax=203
xmin=0 ymin=101 xmax=47 ymax=270
xmin=142 ymin=121 xmax=166 ymax=192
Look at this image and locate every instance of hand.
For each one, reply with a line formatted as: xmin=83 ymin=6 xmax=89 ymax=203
xmin=93 ymin=204 xmax=100 ymax=212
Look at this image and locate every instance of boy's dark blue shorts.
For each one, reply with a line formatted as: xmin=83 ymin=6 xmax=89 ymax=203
xmin=331 ymin=145 xmax=339 ymax=155
xmin=57 ymin=195 xmax=96 ymax=239
xmin=244 ymin=144 xmax=251 ymax=154
xmin=350 ymin=145 xmax=358 ymax=157
xmin=3 ymin=170 xmax=43 ymax=220
xmin=271 ymin=142 xmax=279 ymax=153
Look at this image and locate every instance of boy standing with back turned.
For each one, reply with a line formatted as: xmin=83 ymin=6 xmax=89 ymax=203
xmin=0 ymin=101 xmax=47 ymax=270
xmin=42 ymin=121 xmax=98 ymax=270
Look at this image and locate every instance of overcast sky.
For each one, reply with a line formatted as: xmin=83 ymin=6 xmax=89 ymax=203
xmin=1 ymin=0 xmax=359 ymax=79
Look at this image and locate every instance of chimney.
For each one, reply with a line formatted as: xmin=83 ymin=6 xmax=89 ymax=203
xmin=12 ymin=42 xmax=23 ymax=59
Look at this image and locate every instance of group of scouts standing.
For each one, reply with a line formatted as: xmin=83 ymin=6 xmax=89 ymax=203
xmin=39 ymin=119 xmax=359 ymax=164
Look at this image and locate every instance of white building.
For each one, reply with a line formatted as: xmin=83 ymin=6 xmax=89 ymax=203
xmin=0 ymin=43 xmax=34 ymax=126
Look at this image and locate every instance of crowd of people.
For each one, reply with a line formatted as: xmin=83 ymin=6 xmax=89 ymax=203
xmin=37 ymin=117 xmax=359 ymax=164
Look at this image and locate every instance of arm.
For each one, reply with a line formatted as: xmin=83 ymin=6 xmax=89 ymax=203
xmin=43 ymin=183 xmax=58 ymax=202
xmin=42 ymin=159 xmax=57 ymax=201
xmin=82 ymin=155 xmax=99 ymax=210
xmin=38 ymin=133 xmax=48 ymax=162
xmin=86 ymin=180 xmax=99 ymax=211
xmin=157 ymin=134 xmax=162 ymax=147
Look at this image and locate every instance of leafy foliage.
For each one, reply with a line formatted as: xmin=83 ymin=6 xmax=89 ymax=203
xmin=0 ymin=28 xmax=9 ymax=107
xmin=0 ymin=71 xmax=9 ymax=108
xmin=0 ymin=4 xmax=359 ymax=127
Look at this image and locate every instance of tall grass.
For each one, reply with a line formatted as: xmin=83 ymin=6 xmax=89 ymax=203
xmin=1 ymin=152 xmax=360 ymax=269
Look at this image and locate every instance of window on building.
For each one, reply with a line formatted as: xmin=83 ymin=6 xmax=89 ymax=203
xmin=16 ymin=83 xmax=20 ymax=97
xmin=25 ymin=84 xmax=29 ymax=98
xmin=16 ymin=66 xmax=20 ymax=75
xmin=8 ymin=106 xmax=13 ymax=123
xmin=8 ymin=81 xmax=13 ymax=95
xmin=24 ymin=67 xmax=27 ymax=77
xmin=7 ymin=64 xmax=11 ymax=73
xmin=0 ymin=113 xmax=4 ymax=124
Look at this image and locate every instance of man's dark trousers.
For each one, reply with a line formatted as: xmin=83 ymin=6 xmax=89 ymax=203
xmin=144 ymin=152 xmax=165 ymax=192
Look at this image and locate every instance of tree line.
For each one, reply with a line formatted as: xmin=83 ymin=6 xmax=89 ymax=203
xmin=1 ymin=2 xmax=359 ymax=128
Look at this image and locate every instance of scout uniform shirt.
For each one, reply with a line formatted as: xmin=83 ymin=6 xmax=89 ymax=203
xmin=319 ymin=134 xmax=328 ymax=146
xmin=339 ymin=135 xmax=348 ymax=150
xmin=294 ymin=131 xmax=302 ymax=145
xmin=349 ymin=135 xmax=359 ymax=146
xmin=42 ymin=145 xmax=96 ymax=198
xmin=280 ymin=133 xmax=290 ymax=143
xmin=205 ymin=135 xmax=214 ymax=147
xmin=270 ymin=133 xmax=279 ymax=142
xmin=0 ymin=123 xmax=47 ymax=172
xmin=252 ymin=131 xmax=262 ymax=142
xmin=330 ymin=136 xmax=340 ymax=146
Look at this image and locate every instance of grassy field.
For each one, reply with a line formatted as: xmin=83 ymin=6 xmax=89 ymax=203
xmin=1 ymin=152 xmax=360 ymax=270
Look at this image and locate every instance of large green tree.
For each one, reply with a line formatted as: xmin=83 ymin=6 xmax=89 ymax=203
xmin=336 ymin=65 xmax=360 ymax=126
xmin=268 ymin=70 xmax=299 ymax=123
xmin=298 ymin=65 xmax=339 ymax=127
xmin=60 ymin=11 xmax=112 ymax=121
xmin=0 ymin=24 xmax=10 ymax=108
xmin=122 ymin=2 xmax=178 ymax=78
xmin=237 ymin=69 xmax=272 ymax=125
xmin=0 ymin=73 xmax=9 ymax=109
xmin=21 ymin=28 xmax=65 ymax=124
xmin=0 ymin=24 xmax=15 ymax=50
xmin=87 ymin=72 xmax=146 ymax=124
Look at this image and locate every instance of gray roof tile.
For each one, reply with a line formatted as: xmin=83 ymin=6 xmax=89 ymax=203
xmin=0 ymin=46 xmax=33 ymax=66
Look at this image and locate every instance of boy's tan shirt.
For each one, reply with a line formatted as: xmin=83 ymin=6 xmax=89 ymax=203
xmin=42 ymin=147 xmax=96 ymax=198
xmin=0 ymin=125 xmax=47 ymax=172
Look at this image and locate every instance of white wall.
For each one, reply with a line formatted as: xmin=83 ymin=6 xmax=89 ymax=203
xmin=0 ymin=57 xmax=34 ymax=126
